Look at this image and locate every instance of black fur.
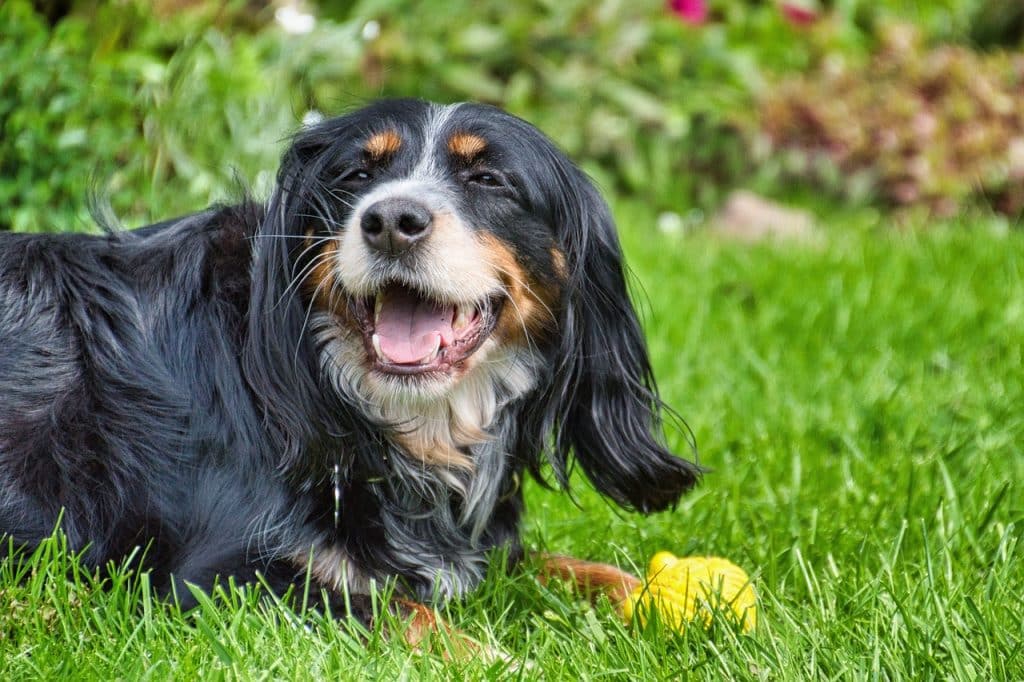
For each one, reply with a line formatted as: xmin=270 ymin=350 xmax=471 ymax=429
xmin=0 ymin=99 xmax=700 ymax=620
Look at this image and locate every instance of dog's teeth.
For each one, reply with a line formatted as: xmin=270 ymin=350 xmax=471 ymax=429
xmin=421 ymin=335 xmax=441 ymax=364
xmin=372 ymin=333 xmax=383 ymax=358
xmin=453 ymin=305 xmax=473 ymax=331
xmin=374 ymin=295 xmax=383 ymax=323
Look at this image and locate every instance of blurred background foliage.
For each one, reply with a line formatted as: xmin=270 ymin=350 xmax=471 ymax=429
xmin=1 ymin=0 xmax=1022 ymax=232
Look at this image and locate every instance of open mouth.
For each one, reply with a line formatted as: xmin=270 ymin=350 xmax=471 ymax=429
xmin=349 ymin=283 xmax=503 ymax=376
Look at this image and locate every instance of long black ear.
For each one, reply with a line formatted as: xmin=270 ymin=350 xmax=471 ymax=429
xmin=242 ymin=123 xmax=349 ymax=476
xmin=524 ymin=158 xmax=701 ymax=513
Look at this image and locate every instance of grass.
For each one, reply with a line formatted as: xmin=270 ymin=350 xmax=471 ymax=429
xmin=2 ymin=201 xmax=1022 ymax=680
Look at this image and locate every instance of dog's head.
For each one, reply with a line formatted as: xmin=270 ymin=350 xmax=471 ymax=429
xmin=251 ymin=99 xmax=699 ymax=512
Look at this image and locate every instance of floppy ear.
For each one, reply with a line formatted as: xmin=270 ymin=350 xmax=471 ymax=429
xmin=242 ymin=125 xmax=353 ymax=476
xmin=524 ymin=162 xmax=701 ymax=513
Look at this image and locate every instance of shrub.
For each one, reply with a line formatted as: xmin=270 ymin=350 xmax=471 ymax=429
xmin=759 ymin=24 xmax=1024 ymax=217
xmin=0 ymin=1 xmax=296 ymax=231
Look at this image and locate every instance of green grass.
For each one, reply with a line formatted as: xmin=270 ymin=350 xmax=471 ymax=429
xmin=2 ymin=204 xmax=1022 ymax=680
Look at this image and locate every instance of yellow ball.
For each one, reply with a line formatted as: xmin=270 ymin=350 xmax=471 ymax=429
xmin=622 ymin=552 xmax=756 ymax=634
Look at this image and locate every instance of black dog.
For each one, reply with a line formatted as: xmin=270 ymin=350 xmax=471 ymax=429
xmin=0 ymin=99 xmax=699 ymax=626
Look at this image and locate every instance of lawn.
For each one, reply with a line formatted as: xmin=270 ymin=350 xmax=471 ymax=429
xmin=1 ymin=203 xmax=1022 ymax=680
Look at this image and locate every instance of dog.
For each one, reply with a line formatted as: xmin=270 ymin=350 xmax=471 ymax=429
xmin=0 ymin=99 xmax=700 ymax=634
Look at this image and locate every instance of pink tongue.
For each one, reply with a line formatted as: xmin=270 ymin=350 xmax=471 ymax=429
xmin=375 ymin=288 xmax=455 ymax=364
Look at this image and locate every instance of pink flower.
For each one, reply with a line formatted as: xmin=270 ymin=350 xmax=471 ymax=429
xmin=780 ymin=2 xmax=818 ymax=26
xmin=668 ymin=0 xmax=708 ymax=25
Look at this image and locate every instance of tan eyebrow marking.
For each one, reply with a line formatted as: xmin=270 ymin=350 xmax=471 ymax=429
xmin=364 ymin=129 xmax=402 ymax=159
xmin=447 ymin=132 xmax=487 ymax=159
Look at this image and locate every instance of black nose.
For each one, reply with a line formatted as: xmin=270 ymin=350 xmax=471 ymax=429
xmin=360 ymin=198 xmax=433 ymax=255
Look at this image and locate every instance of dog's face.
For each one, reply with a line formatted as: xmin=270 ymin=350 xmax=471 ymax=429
xmin=294 ymin=101 xmax=565 ymax=408
xmin=258 ymin=99 xmax=699 ymax=511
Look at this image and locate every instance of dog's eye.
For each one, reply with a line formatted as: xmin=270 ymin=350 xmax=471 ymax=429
xmin=341 ymin=169 xmax=373 ymax=183
xmin=466 ymin=171 xmax=505 ymax=188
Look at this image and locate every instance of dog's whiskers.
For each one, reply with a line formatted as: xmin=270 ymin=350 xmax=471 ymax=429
xmin=275 ymin=245 xmax=337 ymax=313
xmin=487 ymin=264 xmax=550 ymax=361
xmin=257 ymin=234 xmax=343 ymax=241
xmin=294 ymin=270 xmax=337 ymax=367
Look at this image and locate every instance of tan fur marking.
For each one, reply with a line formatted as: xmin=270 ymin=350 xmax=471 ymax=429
xmin=306 ymin=240 xmax=347 ymax=316
xmin=394 ymin=430 xmax=475 ymax=471
xmin=478 ymin=234 xmax=560 ymax=344
xmin=550 ymin=246 xmax=568 ymax=280
xmin=394 ymin=599 xmax=441 ymax=647
xmin=365 ymin=129 xmax=402 ymax=159
xmin=392 ymin=599 xmax=501 ymax=661
xmin=447 ymin=132 xmax=487 ymax=159
xmin=535 ymin=553 xmax=642 ymax=612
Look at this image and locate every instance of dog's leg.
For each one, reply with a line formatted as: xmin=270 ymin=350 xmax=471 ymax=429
xmin=534 ymin=553 xmax=642 ymax=614
xmin=391 ymin=598 xmax=523 ymax=667
xmin=391 ymin=599 xmax=474 ymax=652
